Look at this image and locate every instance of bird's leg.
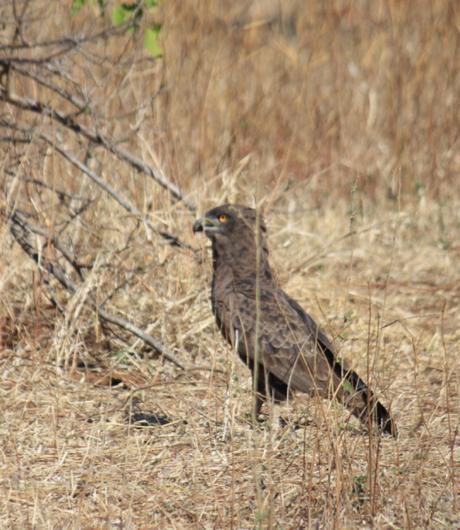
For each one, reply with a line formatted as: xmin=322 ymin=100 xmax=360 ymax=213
xmin=252 ymin=363 xmax=269 ymax=421
xmin=254 ymin=393 xmax=265 ymax=421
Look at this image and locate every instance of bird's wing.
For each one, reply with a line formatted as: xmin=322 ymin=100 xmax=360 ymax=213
xmin=281 ymin=292 xmax=359 ymax=385
xmin=231 ymin=286 xmax=396 ymax=435
xmin=231 ymin=286 xmax=343 ymax=396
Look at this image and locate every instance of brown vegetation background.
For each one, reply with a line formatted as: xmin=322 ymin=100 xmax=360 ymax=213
xmin=0 ymin=0 xmax=459 ymax=528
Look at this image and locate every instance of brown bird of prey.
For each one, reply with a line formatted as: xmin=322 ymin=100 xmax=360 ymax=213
xmin=193 ymin=204 xmax=396 ymax=436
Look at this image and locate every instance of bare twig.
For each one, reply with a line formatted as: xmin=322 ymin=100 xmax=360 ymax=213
xmin=0 ymin=18 xmax=136 ymax=57
xmin=1 ymin=92 xmax=196 ymax=211
xmin=10 ymin=208 xmax=84 ymax=279
xmin=38 ymin=132 xmax=196 ymax=252
xmin=10 ymin=63 xmax=88 ymax=112
xmin=0 ymin=120 xmax=195 ymax=252
xmin=7 ymin=209 xmax=188 ymax=370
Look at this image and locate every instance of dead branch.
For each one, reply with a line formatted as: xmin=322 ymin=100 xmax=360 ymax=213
xmin=10 ymin=208 xmax=84 ymax=279
xmin=7 ymin=208 xmax=188 ymax=371
xmin=1 ymin=91 xmax=196 ymax=211
xmin=38 ymin=131 xmax=195 ymax=251
xmin=9 ymin=63 xmax=88 ymax=112
xmin=0 ymin=119 xmax=195 ymax=253
xmin=0 ymin=5 xmax=199 ymax=373
xmin=0 ymin=17 xmax=136 ymax=58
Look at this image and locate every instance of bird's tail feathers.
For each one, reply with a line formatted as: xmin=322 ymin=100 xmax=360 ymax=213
xmin=328 ymin=355 xmax=397 ymax=437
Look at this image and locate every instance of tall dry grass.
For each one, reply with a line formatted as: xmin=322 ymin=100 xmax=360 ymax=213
xmin=0 ymin=0 xmax=459 ymax=528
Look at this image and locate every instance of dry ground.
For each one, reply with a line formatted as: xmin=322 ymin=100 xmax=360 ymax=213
xmin=1 ymin=1 xmax=459 ymax=528
xmin=1 ymin=198 xmax=459 ymax=529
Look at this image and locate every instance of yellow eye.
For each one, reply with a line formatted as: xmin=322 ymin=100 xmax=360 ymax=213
xmin=218 ymin=214 xmax=228 ymax=223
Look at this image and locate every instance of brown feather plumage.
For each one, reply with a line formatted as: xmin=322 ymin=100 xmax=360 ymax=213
xmin=193 ymin=204 xmax=396 ymax=436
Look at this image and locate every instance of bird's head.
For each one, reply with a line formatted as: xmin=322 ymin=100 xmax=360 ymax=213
xmin=193 ymin=204 xmax=266 ymax=241
xmin=193 ymin=204 xmax=270 ymax=273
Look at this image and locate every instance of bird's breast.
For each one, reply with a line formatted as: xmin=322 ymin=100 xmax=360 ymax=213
xmin=211 ymin=271 xmax=242 ymax=350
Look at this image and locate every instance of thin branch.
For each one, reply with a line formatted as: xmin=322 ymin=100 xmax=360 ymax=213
xmin=11 ymin=208 xmax=84 ymax=279
xmin=0 ymin=121 xmax=195 ymax=252
xmin=1 ymin=91 xmax=196 ymax=211
xmin=0 ymin=18 xmax=135 ymax=55
xmin=10 ymin=63 xmax=88 ymax=112
xmin=38 ymin=131 xmax=195 ymax=252
xmin=7 ymin=209 xmax=188 ymax=371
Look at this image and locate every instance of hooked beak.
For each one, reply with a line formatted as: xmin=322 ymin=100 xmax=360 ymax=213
xmin=193 ymin=216 xmax=220 ymax=234
xmin=192 ymin=218 xmax=204 ymax=233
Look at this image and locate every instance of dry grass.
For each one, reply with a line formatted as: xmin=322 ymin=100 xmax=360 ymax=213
xmin=1 ymin=1 xmax=459 ymax=528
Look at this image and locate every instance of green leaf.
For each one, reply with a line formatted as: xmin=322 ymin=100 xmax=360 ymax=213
xmin=121 ymin=2 xmax=139 ymax=12
xmin=144 ymin=25 xmax=163 ymax=57
xmin=112 ymin=3 xmax=138 ymax=26
xmin=145 ymin=0 xmax=159 ymax=7
xmin=71 ymin=0 xmax=86 ymax=16
xmin=112 ymin=5 xmax=127 ymax=25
